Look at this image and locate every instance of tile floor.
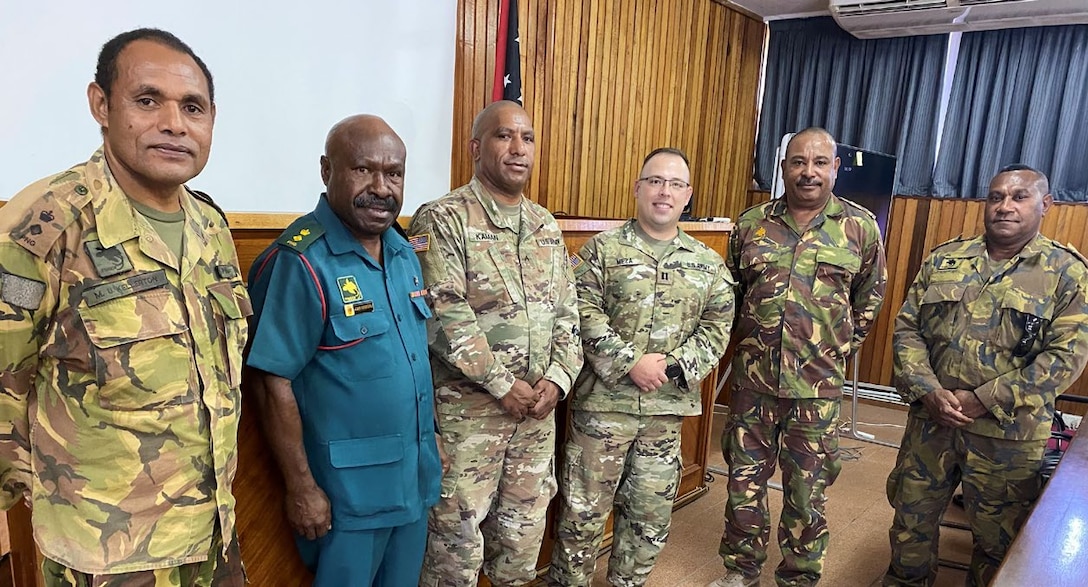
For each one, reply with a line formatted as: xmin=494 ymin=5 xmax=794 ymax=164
xmin=590 ymin=401 xmax=973 ymax=587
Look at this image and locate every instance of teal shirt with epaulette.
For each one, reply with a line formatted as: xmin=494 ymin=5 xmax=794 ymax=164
xmin=894 ymin=233 xmax=1088 ymax=441
xmin=246 ymin=195 xmax=441 ymax=531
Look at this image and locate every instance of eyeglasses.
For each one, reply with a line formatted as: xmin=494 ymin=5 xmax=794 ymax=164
xmin=638 ymin=176 xmax=690 ymax=191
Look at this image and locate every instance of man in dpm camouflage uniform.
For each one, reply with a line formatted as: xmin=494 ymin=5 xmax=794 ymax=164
xmin=710 ymin=128 xmax=887 ymax=587
xmin=884 ymin=165 xmax=1088 ymax=587
xmin=409 ymin=100 xmax=583 ymax=586
xmin=0 ymin=29 xmax=248 ymax=586
xmin=548 ymin=148 xmax=734 ymax=587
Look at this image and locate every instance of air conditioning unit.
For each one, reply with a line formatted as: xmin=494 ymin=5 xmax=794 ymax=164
xmin=830 ymin=0 xmax=1088 ymax=39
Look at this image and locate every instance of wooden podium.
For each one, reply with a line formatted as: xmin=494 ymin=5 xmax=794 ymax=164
xmin=3 ymin=215 xmax=731 ymax=587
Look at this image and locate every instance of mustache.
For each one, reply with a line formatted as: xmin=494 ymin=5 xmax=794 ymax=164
xmin=797 ymin=179 xmax=822 ymax=186
xmin=353 ymin=193 xmax=398 ymax=211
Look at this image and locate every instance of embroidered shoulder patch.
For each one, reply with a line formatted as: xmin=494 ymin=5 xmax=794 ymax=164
xmin=408 ymin=233 xmax=431 ymax=253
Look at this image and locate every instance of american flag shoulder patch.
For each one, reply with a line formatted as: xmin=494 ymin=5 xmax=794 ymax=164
xmin=569 ymin=253 xmax=584 ymax=270
xmin=408 ymin=233 xmax=431 ymax=253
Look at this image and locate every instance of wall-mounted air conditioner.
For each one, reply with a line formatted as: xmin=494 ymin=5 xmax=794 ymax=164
xmin=830 ymin=0 xmax=1088 ymax=39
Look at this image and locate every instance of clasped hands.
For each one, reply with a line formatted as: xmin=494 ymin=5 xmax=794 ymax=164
xmin=921 ymin=388 xmax=988 ymax=428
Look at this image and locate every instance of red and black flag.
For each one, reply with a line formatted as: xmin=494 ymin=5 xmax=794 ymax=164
xmin=492 ymin=0 xmax=522 ymax=104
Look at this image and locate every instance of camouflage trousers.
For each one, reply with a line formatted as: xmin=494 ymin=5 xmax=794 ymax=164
xmin=419 ymin=412 xmax=556 ymax=587
xmin=884 ymin=412 xmax=1044 ymax=587
xmin=718 ymin=388 xmax=842 ymax=587
xmin=41 ymin=532 xmax=243 ymax=587
xmin=549 ymin=411 xmax=683 ymax=587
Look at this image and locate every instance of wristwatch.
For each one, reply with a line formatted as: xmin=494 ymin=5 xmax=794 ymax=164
xmin=665 ymin=361 xmax=687 ymax=389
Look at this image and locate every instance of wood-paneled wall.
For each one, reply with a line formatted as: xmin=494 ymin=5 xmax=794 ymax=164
xmin=451 ymin=0 xmax=765 ymax=221
xmin=856 ymin=196 xmax=1088 ymax=410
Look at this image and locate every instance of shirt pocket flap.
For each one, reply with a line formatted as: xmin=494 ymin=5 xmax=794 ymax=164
xmin=1001 ymin=289 xmax=1049 ymax=318
xmin=79 ymin=290 xmax=188 ymax=349
xmin=330 ymin=312 xmax=391 ymax=342
xmin=921 ymin=282 xmax=964 ymax=305
xmin=207 ymin=281 xmax=253 ymax=319
xmin=816 ymin=247 xmax=861 ymax=273
xmin=740 ymin=249 xmax=780 ymax=269
xmin=411 ymin=295 xmax=433 ymax=319
xmin=328 ymin=435 xmax=404 ymax=468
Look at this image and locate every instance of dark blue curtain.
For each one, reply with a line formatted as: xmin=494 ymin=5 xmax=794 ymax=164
xmin=932 ymin=25 xmax=1088 ymax=202
xmin=755 ymin=17 xmax=948 ymax=195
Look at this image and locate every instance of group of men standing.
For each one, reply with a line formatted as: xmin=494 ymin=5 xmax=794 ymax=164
xmin=1 ymin=27 xmax=1086 ymax=587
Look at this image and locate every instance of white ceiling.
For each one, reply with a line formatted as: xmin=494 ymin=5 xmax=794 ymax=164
xmin=724 ymin=0 xmax=831 ymax=20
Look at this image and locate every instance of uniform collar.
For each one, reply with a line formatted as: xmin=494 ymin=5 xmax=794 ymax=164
xmin=90 ymin=148 xmax=200 ymax=249
xmin=469 ymin=176 xmax=546 ymax=234
xmin=314 ymin=194 xmax=409 ymax=263
xmin=978 ymin=232 xmax=1047 ymax=262
xmin=621 ymin=218 xmax=698 ymax=254
xmin=767 ymin=193 xmax=845 ymax=220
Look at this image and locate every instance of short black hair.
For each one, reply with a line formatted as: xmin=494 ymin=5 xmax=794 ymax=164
xmin=786 ymin=127 xmax=837 ymax=154
xmin=95 ymin=28 xmax=215 ymax=103
xmin=996 ymin=163 xmax=1050 ymax=193
xmin=642 ymin=147 xmax=690 ymax=168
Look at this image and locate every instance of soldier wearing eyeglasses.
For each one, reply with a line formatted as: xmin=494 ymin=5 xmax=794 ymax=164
xmin=548 ymin=148 xmax=735 ymax=586
xmin=709 ymin=128 xmax=887 ymax=587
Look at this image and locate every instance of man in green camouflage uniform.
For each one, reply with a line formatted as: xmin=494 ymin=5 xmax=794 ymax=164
xmin=0 ymin=30 xmax=248 ymax=586
xmin=710 ymin=128 xmax=887 ymax=587
xmin=547 ymin=148 xmax=735 ymax=586
xmin=883 ymin=165 xmax=1088 ymax=587
xmin=409 ymin=100 xmax=583 ymax=587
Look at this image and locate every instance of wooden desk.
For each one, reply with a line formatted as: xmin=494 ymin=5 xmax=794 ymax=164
xmin=992 ymin=432 xmax=1088 ymax=586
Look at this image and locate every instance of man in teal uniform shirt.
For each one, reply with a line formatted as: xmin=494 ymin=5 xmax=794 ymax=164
xmin=246 ymin=115 xmax=443 ymax=586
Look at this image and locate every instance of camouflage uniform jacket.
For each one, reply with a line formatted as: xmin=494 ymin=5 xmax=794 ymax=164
xmin=728 ymin=195 xmax=887 ymax=399
xmin=0 ymin=150 xmax=250 ymax=573
xmin=571 ymin=220 xmax=735 ymax=416
xmin=408 ymin=177 xmax=583 ymax=417
xmin=894 ymin=234 xmax=1088 ymax=441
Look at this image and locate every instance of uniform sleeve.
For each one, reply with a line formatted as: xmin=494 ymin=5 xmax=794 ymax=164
xmin=892 ymin=258 xmax=944 ymax=403
xmin=543 ymin=238 xmax=583 ymax=396
xmin=668 ymin=261 xmax=736 ymax=386
xmin=245 ymin=250 xmax=324 ymax=381
xmin=973 ymin=273 xmax=1088 ymax=426
xmin=408 ymin=206 xmax=518 ymax=399
xmin=0 ymin=241 xmax=54 ymax=509
xmin=576 ymin=237 xmax=640 ymax=386
xmin=850 ymin=219 xmax=888 ymax=353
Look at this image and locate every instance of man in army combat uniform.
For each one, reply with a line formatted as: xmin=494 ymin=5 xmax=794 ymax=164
xmin=883 ymin=165 xmax=1088 ymax=587
xmin=548 ymin=148 xmax=734 ymax=586
xmin=0 ymin=29 xmax=248 ymax=585
xmin=710 ymin=127 xmax=887 ymax=587
xmin=409 ymin=100 xmax=583 ymax=586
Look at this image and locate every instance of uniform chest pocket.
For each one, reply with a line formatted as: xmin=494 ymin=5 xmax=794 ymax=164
xmin=917 ymin=281 xmax=964 ymax=329
xmin=208 ymin=280 xmax=252 ymax=388
xmin=813 ymin=246 xmax=860 ymax=304
xmin=78 ymin=288 xmax=193 ymax=411
xmin=326 ymin=312 xmax=396 ymax=380
xmin=604 ymin=260 xmax=655 ymax=305
xmin=996 ymin=291 xmax=1051 ymax=357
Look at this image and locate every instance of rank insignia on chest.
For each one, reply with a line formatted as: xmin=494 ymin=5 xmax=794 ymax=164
xmin=337 ymin=276 xmax=364 ymax=303
xmin=660 ymin=271 xmax=671 ymax=282
xmin=937 ymin=257 xmax=963 ymax=271
xmin=344 ymin=300 xmax=375 ymax=316
xmin=409 ymin=233 xmax=431 ymax=253
xmin=755 ymin=227 xmax=767 ymax=239
xmin=84 ymin=239 xmax=133 ymax=278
